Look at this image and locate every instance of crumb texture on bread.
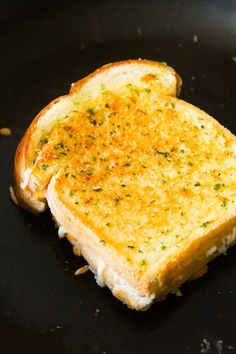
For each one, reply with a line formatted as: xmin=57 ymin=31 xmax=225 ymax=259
xmin=13 ymin=60 xmax=236 ymax=310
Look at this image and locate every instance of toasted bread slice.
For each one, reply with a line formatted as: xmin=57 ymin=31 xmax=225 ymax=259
xmin=12 ymin=60 xmax=236 ymax=310
xmin=13 ymin=60 xmax=181 ymax=214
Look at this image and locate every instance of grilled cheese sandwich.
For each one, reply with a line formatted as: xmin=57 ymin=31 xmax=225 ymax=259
xmin=12 ymin=60 xmax=236 ymax=310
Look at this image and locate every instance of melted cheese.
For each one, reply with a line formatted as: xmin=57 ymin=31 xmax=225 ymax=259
xmin=20 ymin=168 xmax=32 ymax=189
xmin=206 ymin=245 xmax=217 ymax=257
xmin=218 ymin=227 xmax=236 ymax=255
xmin=58 ymin=226 xmax=67 ymax=239
xmin=112 ymin=270 xmax=155 ymax=309
xmin=206 ymin=227 xmax=236 ymax=257
xmin=94 ymin=261 xmax=106 ymax=287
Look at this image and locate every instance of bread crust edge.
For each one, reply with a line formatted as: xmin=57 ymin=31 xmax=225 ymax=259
xmin=12 ymin=59 xmax=181 ymax=214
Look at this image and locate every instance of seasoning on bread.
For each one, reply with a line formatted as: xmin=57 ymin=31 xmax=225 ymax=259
xmin=12 ymin=60 xmax=236 ymax=310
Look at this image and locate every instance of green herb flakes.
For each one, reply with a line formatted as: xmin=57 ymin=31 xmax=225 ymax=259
xmin=41 ymin=164 xmax=49 ymax=170
xmin=55 ymin=142 xmax=65 ymax=149
xmin=113 ymin=198 xmax=120 ymax=206
xmin=87 ymin=108 xmax=95 ymax=115
xmin=214 ymin=183 xmax=225 ymax=191
xmin=92 ymin=187 xmax=102 ymax=192
xmin=221 ymin=198 xmax=228 ymax=208
xmin=89 ymin=118 xmax=97 ymax=126
xmin=155 ymin=150 xmax=170 ymax=158
xmin=40 ymin=138 xmax=48 ymax=146
xmin=161 ymin=242 xmax=166 ymax=250
xmin=201 ymin=221 xmax=210 ymax=228
xmin=139 ymin=259 xmax=147 ymax=266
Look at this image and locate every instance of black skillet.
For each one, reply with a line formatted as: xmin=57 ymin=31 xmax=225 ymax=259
xmin=1 ymin=1 xmax=236 ymax=353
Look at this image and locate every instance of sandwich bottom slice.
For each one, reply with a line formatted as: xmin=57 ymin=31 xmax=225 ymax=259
xmin=44 ymin=96 xmax=236 ymax=310
xmin=13 ymin=61 xmax=236 ymax=310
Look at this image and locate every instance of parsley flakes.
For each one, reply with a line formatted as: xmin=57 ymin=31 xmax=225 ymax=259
xmin=214 ymin=183 xmax=225 ymax=191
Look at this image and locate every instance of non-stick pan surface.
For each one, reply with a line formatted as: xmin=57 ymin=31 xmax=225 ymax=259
xmin=1 ymin=1 xmax=236 ymax=353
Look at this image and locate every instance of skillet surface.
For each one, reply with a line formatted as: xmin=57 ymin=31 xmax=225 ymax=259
xmin=0 ymin=1 xmax=236 ymax=353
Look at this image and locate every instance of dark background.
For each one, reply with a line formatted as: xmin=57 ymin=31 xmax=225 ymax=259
xmin=0 ymin=1 xmax=236 ymax=353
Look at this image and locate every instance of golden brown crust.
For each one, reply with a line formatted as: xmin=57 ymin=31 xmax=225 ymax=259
xmin=12 ymin=59 xmax=236 ymax=310
xmin=68 ymin=218 xmax=236 ymax=310
xmin=70 ymin=59 xmax=182 ymax=96
xmin=152 ymin=217 xmax=236 ymax=297
xmin=13 ymin=96 xmax=66 ymax=213
xmin=46 ymin=174 xmax=151 ymax=295
xmin=47 ymin=170 xmax=236 ymax=309
xmin=13 ymin=59 xmax=181 ymax=214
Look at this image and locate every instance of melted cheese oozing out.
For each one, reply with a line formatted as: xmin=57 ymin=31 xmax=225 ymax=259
xmin=94 ymin=261 xmax=106 ymax=287
xmin=206 ymin=227 xmax=236 ymax=257
xmin=54 ymin=222 xmax=236 ymax=309
xmin=58 ymin=226 xmax=67 ymax=239
xmin=112 ymin=270 xmax=155 ymax=308
xmin=20 ymin=168 xmax=32 ymax=189
xmin=56 ymin=227 xmax=154 ymax=306
xmin=218 ymin=227 xmax=236 ymax=255
xmin=206 ymin=245 xmax=217 ymax=257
